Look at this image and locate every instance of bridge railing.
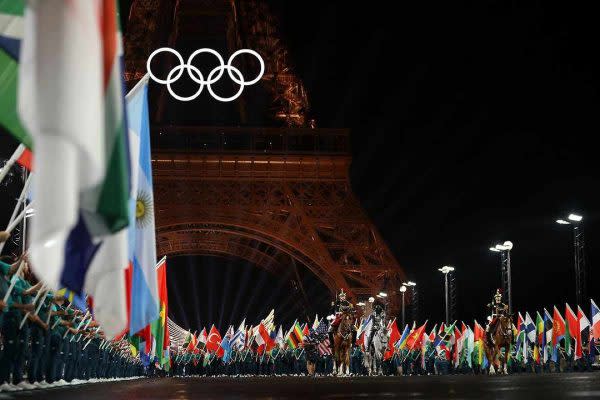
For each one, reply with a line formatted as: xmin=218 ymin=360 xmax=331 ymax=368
xmin=151 ymin=126 xmax=350 ymax=155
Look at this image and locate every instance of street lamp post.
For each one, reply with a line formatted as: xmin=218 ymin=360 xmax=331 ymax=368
xmin=438 ymin=266 xmax=455 ymax=325
xmin=556 ymin=213 xmax=586 ymax=306
xmin=400 ymin=285 xmax=406 ymax=328
xmin=401 ymin=281 xmax=416 ymax=327
xmin=489 ymin=241 xmax=513 ymax=314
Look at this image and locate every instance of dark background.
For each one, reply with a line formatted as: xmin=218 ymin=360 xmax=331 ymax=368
xmin=2 ymin=1 xmax=599 ymax=333
xmin=273 ymin=0 xmax=600 ymax=326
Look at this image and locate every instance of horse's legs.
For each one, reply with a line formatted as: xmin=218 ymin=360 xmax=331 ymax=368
xmin=346 ymin=354 xmax=350 ymax=375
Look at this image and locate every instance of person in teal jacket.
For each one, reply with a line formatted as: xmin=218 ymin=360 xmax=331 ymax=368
xmin=0 ymin=255 xmax=36 ymax=385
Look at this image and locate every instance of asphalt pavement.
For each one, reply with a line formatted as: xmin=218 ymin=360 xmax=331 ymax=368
xmin=3 ymin=372 xmax=600 ymax=399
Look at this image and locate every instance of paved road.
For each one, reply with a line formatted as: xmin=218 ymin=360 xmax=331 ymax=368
xmin=4 ymin=372 xmax=600 ymax=399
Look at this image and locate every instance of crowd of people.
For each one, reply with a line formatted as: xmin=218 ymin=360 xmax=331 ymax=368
xmin=167 ymin=343 xmax=596 ymax=378
xmin=2 ymin=223 xmax=599 ymax=391
xmin=163 ymin=289 xmax=599 ymax=378
xmin=0 ymin=232 xmax=143 ymax=392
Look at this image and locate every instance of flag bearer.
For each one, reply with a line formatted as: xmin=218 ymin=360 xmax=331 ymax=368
xmin=27 ymin=293 xmax=50 ymax=383
xmin=46 ymin=298 xmax=71 ymax=383
xmin=0 ymin=256 xmax=35 ymax=385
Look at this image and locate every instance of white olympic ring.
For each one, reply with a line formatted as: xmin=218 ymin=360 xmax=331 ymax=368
xmin=146 ymin=47 xmax=265 ymax=102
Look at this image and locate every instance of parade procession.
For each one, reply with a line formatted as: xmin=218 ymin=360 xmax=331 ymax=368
xmin=1 ymin=0 xmax=600 ymax=398
xmin=165 ymin=291 xmax=600 ymax=378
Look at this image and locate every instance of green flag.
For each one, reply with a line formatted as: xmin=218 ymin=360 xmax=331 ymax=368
xmin=0 ymin=0 xmax=33 ymax=148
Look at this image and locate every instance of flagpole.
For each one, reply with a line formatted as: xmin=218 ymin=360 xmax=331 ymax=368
xmin=45 ymin=304 xmax=53 ymax=325
xmin=156 ymin=255 xmax=167 ymax=270
xmin=125 ymin=73 xmax=150 ymax=101
xmin=0 ymin=174 xmax=32 ymax=255
xmin=65 ymin=311 xmax=89 ymax=339
xmin=5 ymin=203 xmax=34 ymax=236
xmin=83 ymin=326 xmax=102 ymax=350
xmin=19 ymin=287 xmax=46 ymax=329
xmin=51 ymin=302 xmax=71 ymax=330
xmin=76 ymin=317 xmax=93 ymax=342
xmin=0 ymin=144 xmax=26 ymax=185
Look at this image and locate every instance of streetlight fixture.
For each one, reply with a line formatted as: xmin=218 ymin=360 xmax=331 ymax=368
xmin=400 ymin=285 xmax=407 ymax=327
xmin=438 ymin=266 xmax=455 ymax=324
xmin=438 ymin=265 xmax=455 ymax=274
xmin=556 ymin=213 xmax=586 ymax=305
xmin=400 ymin=281 xmax=417 ymax=327
xmin=489 ymin=241 xmax=513 ymax=314
xmin=379 ymin=292 xmax=387 ymax=297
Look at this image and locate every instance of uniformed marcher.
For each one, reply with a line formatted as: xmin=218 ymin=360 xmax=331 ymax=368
xmin=0 ymin=256 xmax=35 ymax=385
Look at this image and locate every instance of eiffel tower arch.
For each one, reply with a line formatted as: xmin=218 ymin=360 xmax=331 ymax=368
xmin=124 ymin=0 xmax=406 ymax=312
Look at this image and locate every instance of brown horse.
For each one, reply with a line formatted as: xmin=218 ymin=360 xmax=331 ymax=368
xmin=484 ymin=314 xmax=514 ymax=375
xmin=333 ymin=311 xmax=354 ymax=375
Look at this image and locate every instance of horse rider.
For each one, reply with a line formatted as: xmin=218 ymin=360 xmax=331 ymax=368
xmin=485 ymin=289 xmax=508 ymax=345
xmin=328 ymin=289 xmax=354 ymax=346
xmin=367 ymin=301 xmax=386 ymax=348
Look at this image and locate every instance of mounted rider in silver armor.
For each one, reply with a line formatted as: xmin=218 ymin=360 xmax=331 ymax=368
xmin=367 ymin=301 xmax=386 ymax=348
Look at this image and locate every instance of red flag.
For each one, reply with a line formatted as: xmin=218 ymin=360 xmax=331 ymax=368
xmin=565 ymin=303 xmax=579 ymax=355
xmin=576 ymin=306 xmax=590 ymax=360
xmin=454 ymin=326 xmax=462 ymax=341
xmin=438 ymin=323 xmax=445 ymax=335
xmin=407 ymin=321 xmax=427 ymax=351
xmin=474 ymin=320 xmax=485 ymax=342
xmin=591 ymin=299 xmax=600 ymax=341
xmin=257 ymin=344 xmax=266 ymax=355
xmin=186 ymin=333 xmax=198 ymax=352
xmin=302 ymin=323 xmax=310 ymax=337
xmin=453 ymin=326 xmax=463 ymax=365
xmin=516 ymin=313 xmax=524 ymax=335
xmin=138 ymin=325 xmax=152 ymax=354
xmin=552 ymin=306 xmax=566 ymax=346
xmin=206 ymin=325 xmax=222 ymax=355
xmin=15 ymin=147 xmax=33 ymax=171
xmin=256 ymin=323 xmax=275 ymax=352
xmin=384 ymin=318 xmax=400 ymax=360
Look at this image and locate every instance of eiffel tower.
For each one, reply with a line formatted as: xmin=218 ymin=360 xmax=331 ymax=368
xmin=124 ymin=0 xmax=406 ymax=313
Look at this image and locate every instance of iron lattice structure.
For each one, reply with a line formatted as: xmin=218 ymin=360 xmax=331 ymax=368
xmin=124 ymin=0 xmax=310 ymax=126
xmin=124 ymin=1 xmax=406 ymax=313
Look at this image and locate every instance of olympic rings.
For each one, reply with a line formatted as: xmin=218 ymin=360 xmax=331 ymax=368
xmin=146 ymin=47 xmax=265 ymax=102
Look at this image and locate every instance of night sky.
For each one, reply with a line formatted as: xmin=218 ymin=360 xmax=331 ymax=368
xmin=266 ymin=1 xmax=600 ymax=325
xmin=1 ymin=1 xmax=599 ymax=333
xmin=156 ymin=0 xmax=600 ymax=330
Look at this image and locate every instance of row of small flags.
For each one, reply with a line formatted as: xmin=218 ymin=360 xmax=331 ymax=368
xmin=171 ymin=299 xmax=600 ymax=368
xmin=381 ymin=299 xmax=600 ymax=367
xmin=170 ymin=312 xmax=331 ymax=365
